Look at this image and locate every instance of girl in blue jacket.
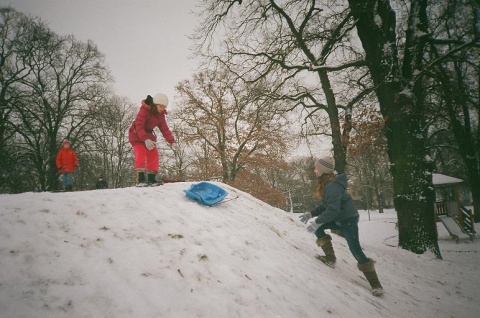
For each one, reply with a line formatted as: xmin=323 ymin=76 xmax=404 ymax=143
xmin=299 ymin=156 xmax=384 ymax=296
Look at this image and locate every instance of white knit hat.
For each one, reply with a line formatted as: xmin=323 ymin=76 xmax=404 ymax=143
xmin=314 ymin=156 xmax=335 ymax=176
xmin=153 ymin=93 xmax=169 ymax=107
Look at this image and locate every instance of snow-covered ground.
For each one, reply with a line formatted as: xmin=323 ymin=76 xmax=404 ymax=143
xmin=0 ymin=183 xmax=478 ymax=318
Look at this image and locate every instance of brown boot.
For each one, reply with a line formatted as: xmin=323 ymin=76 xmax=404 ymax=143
xmin=316 ymin=234 xmax=336 ymax=267
xmin=358 ymin=258 xmax=384 ymax=296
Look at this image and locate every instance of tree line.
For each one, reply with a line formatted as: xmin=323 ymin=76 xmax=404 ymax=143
xmin=0 ymin=7 xmax=309 ymax=209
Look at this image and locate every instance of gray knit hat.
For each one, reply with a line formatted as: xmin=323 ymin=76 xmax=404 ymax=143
xmin=314 ymin=156 xmax=335 ymax=176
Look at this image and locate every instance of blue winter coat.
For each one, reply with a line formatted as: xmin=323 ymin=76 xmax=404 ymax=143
xmin=310 ymin=173 xmax=359 ymax=224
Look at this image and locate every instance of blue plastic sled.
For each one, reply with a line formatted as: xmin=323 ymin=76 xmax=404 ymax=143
xmin=184 ymin=182 xmax=228 ymax=206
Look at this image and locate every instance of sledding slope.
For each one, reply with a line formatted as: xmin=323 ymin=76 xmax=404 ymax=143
xmin=0 ymin=182 xmax=478 ymax=318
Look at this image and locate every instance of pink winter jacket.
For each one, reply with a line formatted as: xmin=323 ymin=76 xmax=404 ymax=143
xmin=128 ymin=100 xmax=175 ymax=146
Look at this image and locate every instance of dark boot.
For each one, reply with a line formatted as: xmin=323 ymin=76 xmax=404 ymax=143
xmin=358 ymin=258 xmax=384 ymax=296
xmin=147 ymin=173 xmax=163 ymax=186
xmin=66 ymin=185 xmax=73 ymax=191
xmin=136 ymin=171 xmax=147 ymax=187
xmin=316 ymin=234 xmax=336 ymax=267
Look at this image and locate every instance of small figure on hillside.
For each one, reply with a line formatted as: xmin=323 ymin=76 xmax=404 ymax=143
xmin=56 ymin=139 xmax=79 ymax=191
xmin=95 ymin=176 xmax=108 ymax=189
xmin=128 ymin=93 xmax=178 ymax=186
xmin=299 ymin=156 xmax=384 ymax=296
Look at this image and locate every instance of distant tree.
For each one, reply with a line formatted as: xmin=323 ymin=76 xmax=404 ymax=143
xmin=8 ymin=21 xmax=111 ymax=191
xmin=234 ymin=146 xmax=290 ymax=208
xmin=0 ymin=8 xmax=40 ymax=192
xmin=172 ymin=66 xmax=291 ymax=200
xmin=348 ymin=109 xmax=393 ymax=213
xmin=80 ymin=95 xmax=136 ymax=189
xmin=281 ymin=156 xmax=318 ymax=212
xmin=194 ymin=0 xmax=374 ymax=174
xmin=157 ymin=122 xmax=192 ymax=182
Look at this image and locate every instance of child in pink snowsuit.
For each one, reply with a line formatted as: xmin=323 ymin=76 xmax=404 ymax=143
xmin=128 ymin=93 xmax=176 ymax=186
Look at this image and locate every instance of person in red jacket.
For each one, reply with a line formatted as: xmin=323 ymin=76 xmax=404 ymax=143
xmin=56 ymin=139 xmax=79 ymax=191
xmin=128 ymin=93 xmax=177 ymax=186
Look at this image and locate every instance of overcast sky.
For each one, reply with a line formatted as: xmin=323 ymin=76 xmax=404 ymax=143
xmin=1 ymin=0 xmax=202 ymax=110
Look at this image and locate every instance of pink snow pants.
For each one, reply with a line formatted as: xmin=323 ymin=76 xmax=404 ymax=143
xmin=133 ymin=144 xmax=159 ymax=172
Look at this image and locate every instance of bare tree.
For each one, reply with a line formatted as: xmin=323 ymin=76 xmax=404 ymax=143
xmin=193 ymin=0 xmax=478 ymax=257
xmin=278 ymin=156 xmax=318 ymax=212
xmin=4 ymin=10 xmax=111 ymax=191
xmin=424 ymin=0 xmax=480 ymax=221
xmin=172 ymin=66 xmax=291 ymax=191
xmin=0 ymin=8 xmax=40 ymax=192
xmin=345 ymin=0 xmax=478 ymax=256
xmin=348 ymin=109 xmax=393 ymax=213
xmin=78 ymin=95 xmax=137 ymax=189
xmin=346 ymin=0 xmax=440 ymax=256
xmin=157 ymin=123 xmax=195 ymax=182
xmin=194 ymin=0 xmax=374 ymax=173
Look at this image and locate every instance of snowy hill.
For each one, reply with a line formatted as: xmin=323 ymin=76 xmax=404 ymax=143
xmin=0 ymin=183 xmax=478 ymax=318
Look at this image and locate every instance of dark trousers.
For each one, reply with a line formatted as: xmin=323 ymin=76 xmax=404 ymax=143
xmin=315 ymin=216 xmax=369 ymax=264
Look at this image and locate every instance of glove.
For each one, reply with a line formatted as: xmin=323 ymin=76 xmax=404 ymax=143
xmin=298 ymin=212 xmax=312 ymax=224
xmin=170 ymin=142 xmax=179 ymax=152
xmin=58 ymin=167 xmax=65 ymax=174
xmin=145 ymin=139 xmax=156 ymax=150
xmin=306 ymin=218 xmax=322 ymax=233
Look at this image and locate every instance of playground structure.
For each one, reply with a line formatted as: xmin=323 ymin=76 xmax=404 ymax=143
xmin=433 ymin=173 xmax=476 ymax=242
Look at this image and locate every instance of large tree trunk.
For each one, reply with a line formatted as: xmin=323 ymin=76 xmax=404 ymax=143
xmin=347 ymin=0 xmax=441 ymax=257
xmin=382 ymin=90 xmax=438 ymax=255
